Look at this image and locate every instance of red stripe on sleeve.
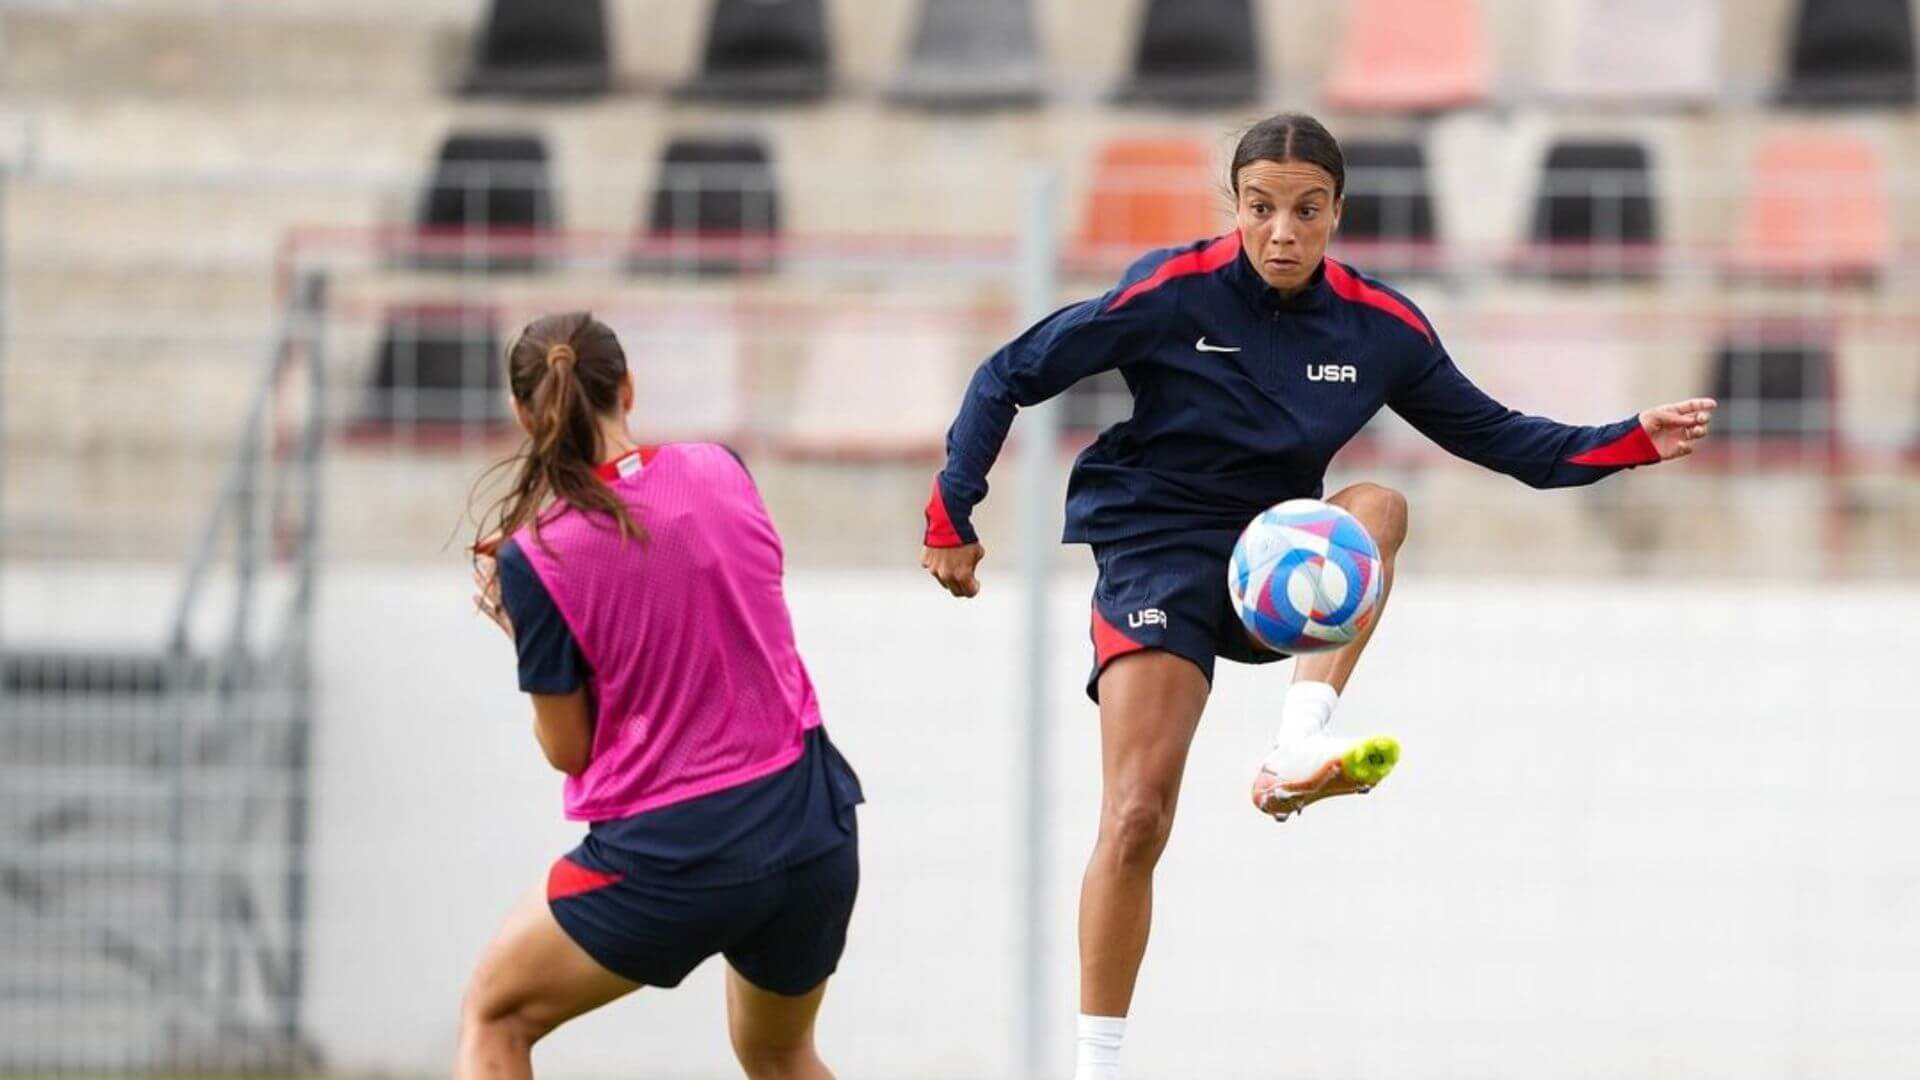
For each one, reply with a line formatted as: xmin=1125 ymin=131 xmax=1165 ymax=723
xmin=1323 ymin=260 xmax=1434 ymax=344
xmin=924 ymin=477 xmax=964 ymax=547
xmin=1106 ymin=233 xmax=1243 ymax=312
xmin=547 ymin=857 xmax=623 ymax=901
xmin=1566 ymin=424 xmax=1660 ymax=467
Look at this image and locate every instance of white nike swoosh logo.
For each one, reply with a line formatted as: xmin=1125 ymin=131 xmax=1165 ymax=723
xmin=1195 ymin=337 xmax=1241 ymax=353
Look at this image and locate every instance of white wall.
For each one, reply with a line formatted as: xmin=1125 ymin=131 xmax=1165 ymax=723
xmin=301 ymin=568 xmax=1920 ymax=1080
xmin=7 ymin=565 xmax=1918 ymax=1078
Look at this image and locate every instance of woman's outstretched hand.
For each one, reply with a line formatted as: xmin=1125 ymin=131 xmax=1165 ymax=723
xmin=1640 ymin=397 xmax=1718 ymax=461
xmin=922 ymin=543 xmax=986 ymax=598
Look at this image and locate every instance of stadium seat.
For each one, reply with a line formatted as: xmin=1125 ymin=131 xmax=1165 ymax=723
xmin=1781 ymin=0 xmax=1916 ymax=107
xmin=462 ymin=0 xmax=611 ymax=98
xmin=1728 ymin=132 xmax=1889 ymax=280
xmin=637 ymin=135 xmax=781 ymax=276
xmin=414 ymin=131 xmax=557 ymax=274
xmin=363 ymin=303 xmax=506 ymax=429
xmin=1708 ymin=332 xmax=1836 ymax=442
xmin=1332 ymin=139 xmax=1439 ymax=275
xmin=1077 ymin=137 xmax=1220 ymax=260
xmin=677 ymin=0 xmax=830 ymax=103
xmin=783 ymin=310 xmax=964 ymax=455
xmin=1323 ymin=0 xmax=1489 ymax=113
xmin=890 ymin=0 xmax=1043 ymax=109
xmin=1524 ymin=139 xmax=1660 ymax=279
xmin=1543 ymin=0 xmax=1718 ymax=105
xmin=616 ymin=306 xmax=745 ymax=442
xmin=1111 ymin=0 xmax=1259 ymax=108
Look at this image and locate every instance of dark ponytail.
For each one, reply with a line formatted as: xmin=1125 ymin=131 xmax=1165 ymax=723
xmin=473 ymin=311 xmax=644 ymax=556
xmin=1230 ymin=113 xmax=1346 ymax=199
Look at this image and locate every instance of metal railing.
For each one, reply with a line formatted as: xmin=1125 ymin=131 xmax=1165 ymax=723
xmin=0 ymin=270 xmax=327 ymax=1071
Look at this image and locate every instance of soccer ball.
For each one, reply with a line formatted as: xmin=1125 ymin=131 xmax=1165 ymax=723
xmin=1228 ymin=499 xmax=1384 ymax=655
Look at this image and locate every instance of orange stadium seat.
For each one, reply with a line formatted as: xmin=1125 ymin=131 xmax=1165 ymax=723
xmin=1077 ymin=137 xmax=1221 ymax=259
xmin=1323 ymin=0 xmax=1490 ymax=113
xmin=1728 ymin=132 xmax=1890 ymax=280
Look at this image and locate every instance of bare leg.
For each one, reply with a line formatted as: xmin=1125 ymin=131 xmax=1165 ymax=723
xmin=454 ymin=884 xmax=640 ymax=1080
xmin=1292 ymin=483 xmax=1409 ymax=692
xmin=1078 ymin=650 xmax=1210 ymax=1017
xmin=726 ymin=967 xmax=835 ymax=1079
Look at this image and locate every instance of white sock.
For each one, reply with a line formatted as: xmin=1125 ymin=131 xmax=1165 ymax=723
xmin=1275 ymin=680 xmax=1339 ymax=744
xmin=1073 ymin=1014 xmax=1126 ymax=1080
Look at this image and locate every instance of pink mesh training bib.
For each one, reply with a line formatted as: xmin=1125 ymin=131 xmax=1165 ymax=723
xmin=514 ymin=443 xmax=823 ymax=820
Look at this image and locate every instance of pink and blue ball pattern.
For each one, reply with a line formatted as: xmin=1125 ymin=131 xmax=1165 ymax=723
xmin=1228 ymin=498 xmax=1384 ymax=655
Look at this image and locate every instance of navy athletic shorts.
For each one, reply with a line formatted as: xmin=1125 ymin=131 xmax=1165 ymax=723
xmin=547 ymin=829 xmax=859 ymax=996
xmin=1086 ymin=527 xmax=1287 ymax=701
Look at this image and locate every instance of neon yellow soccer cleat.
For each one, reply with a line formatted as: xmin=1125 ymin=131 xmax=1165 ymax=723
xmin=1250 ymin=733 xmax=1400 ymax=822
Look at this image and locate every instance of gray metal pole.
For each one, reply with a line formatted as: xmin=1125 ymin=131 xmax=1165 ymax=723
xmin=0 ymin=165 xmax=9 ymax=650
xmin=1016 ymin=167 xmax=1061 ymax=1080
xmin=283 ymin=270 xmax=325 ymax=1059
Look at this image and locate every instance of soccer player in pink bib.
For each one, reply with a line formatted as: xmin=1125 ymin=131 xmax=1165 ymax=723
xmin=457 ymin=312 xmax=862 ymax=1080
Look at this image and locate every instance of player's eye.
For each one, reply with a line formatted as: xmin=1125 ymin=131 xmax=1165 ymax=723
xmin=1299 ymin=205 xmax=1320 ymax=220
xmin=1250 ymin=202 xmax=1271 ymax=216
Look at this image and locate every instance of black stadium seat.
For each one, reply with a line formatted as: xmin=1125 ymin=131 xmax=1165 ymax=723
xmin=1335 ymin=139 xmax=1437 ymax=274
xmin=1781 ymin=0 xmax=1916 ymax=106
xmin=1527 ymin=139 xmax=1659 ymax=279
xmin=462 ymin=0 xmax=611 ymax=98
xmin=890 ymin=0 xmax=1044 ymax=109
xmin=637 ymin=135 xmax=781 ymax=276
xmin=1708 ymin=335 xmax=1834 ymax=441
xmin=364 ymin=304 xmax=507 ymax=429
xmin=415 ymin=131 xmax=557 ymax=274
xmin=1112 ymin=0 xmax=1259 ymax=108
xmin=678 ymin=0 xmax=831 ymax=103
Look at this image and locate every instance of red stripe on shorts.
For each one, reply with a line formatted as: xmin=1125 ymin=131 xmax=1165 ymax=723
xmin=1091 ymin=607 xmax=1149 ymax=669
xmin=548 ymin=857 xmax=623 ymax=901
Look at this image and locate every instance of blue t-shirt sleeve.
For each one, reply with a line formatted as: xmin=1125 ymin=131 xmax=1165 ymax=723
xmin=496 ymin=538 xmax=587 ymax=695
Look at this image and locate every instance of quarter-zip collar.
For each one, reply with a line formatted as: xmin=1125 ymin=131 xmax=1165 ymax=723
xmin=1223 ymin=241 xmax=1332 ymax=316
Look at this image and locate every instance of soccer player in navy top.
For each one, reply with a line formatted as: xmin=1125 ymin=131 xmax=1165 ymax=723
xmin=919 ymin=114 xmax=1716 ymax=1080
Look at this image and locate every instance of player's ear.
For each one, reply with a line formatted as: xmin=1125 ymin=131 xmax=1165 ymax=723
xmin=509 ymin=395 xmax=532 ymax=436
xmin=1331 ymin=195 xmax=1344 ymax=234
xmin=620 ymin=372 xmax=634 ymax=415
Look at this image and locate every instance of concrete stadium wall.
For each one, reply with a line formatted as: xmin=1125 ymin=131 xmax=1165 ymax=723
xmin=307 ymin=568 xmax=1919 ymax=1080
xmin=6 ymin=565 xmax=1917 ymax=1078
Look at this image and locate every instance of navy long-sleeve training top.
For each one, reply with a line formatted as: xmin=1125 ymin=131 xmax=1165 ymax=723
xmin=924 ymin=232 xmax=1661 ymax=547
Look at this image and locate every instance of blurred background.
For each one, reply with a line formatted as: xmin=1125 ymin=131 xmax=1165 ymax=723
xmin=0 ymin=0 xmax=1916 ymax=1076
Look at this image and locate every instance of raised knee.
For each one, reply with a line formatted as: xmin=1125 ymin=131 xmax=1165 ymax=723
xmin=1341 ymin=483 xmax=1408 ymax=553
xmin=1100 ymin=793 xmax=1175 ymax=869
